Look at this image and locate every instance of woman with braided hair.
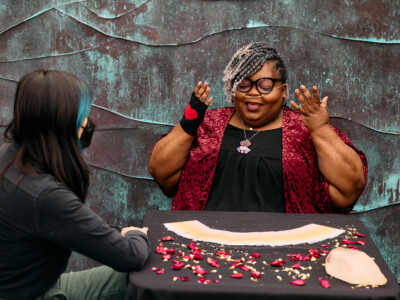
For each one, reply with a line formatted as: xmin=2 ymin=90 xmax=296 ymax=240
xmin=148 ymin=43 xmax=367 ymax=214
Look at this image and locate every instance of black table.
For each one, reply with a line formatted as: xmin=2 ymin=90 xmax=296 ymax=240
xmin=125 ymin=211 xmax=400 ymax=300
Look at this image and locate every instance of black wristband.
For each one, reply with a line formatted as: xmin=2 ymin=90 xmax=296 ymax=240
xmin=180 ymin=93 xmax=208 ymax=136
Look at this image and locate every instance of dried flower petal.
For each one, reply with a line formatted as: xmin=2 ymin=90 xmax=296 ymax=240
xmin=270 ymin=259 xmax=286 ymax=267
xmin=320 ymin=279 xmax=331 ymax=288
xmin=355 ymin=240 xmax=366 ymax=246
xmin=240 ymin=265 xmax=250 ymax=272
xmin=251 ymin=253 xmax=261 ymax=259
xmin=161 ymin=236 xmax=174 ymax=241
xmin=187 ymin=242 xmax=197 ymax=250
xmin=182 ymin=277 xmax=189 ymax=282
xmin=194 ymin=266 xmax=208 ymax=275
xmin=230 ymin=273 xmax=243 ymax=279
xmin=213 ymin=280 xmax=220 ymax=283
xmin=251 ymin=271 xmax=261 ymax=279
xmin=151 ymin=267 xmax=159 ymax=271
xmin=171 ymin=262 xmax=185 ymax=270
xmin=165 ymin=248 xmax=175 ymax=254
xmin=156 ymin=268 xmax=165 ymax=275
xmin=290 ymin=279 xmax=306 ymax=286
xmin=354 ymin=231 xmax=366 ymax=237
xmin=321 ymin=249 xmax=330 ymax=254
xmin=207 ymin=257 xmax=221 ymax=268
xmin=156 ymin=243 xmax=165 ymax=254
xmin=173 ymin=276 xmax=181 ymax=281
xmin=163 ymin=254 xmax=172 ymax=260
xmin=292 ymin=263 xmax=301 ymax=269
xmin=341 ymin=239 xmax=355 ymax=245
xmin=319 ymin=244 xmax=330 ymax=248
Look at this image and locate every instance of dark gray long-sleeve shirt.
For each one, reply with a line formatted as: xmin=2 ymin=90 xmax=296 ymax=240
xmin=0 ymin=143 xmax=150 ymax=300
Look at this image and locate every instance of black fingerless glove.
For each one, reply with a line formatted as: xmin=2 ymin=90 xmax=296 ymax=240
xmin=179 ymin=92 xmax=208 ymax=136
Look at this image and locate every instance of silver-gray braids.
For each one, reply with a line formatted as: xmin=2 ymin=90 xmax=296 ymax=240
xmin=223 ymin=42 xmax=288 ymax=104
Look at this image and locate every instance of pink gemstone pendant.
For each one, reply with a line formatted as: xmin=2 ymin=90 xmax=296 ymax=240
xmin=237 ymin=145 xmax=251 ymax=154
xmin=240 ymin=139 xmax=251 ymax=147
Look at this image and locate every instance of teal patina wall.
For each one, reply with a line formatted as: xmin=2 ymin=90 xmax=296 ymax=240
xmin=0 ymin=0 xmax=399 ymax=281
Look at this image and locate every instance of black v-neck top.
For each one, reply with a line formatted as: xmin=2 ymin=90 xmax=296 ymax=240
xmin=204 ymin=124 xmax=285 ymax=212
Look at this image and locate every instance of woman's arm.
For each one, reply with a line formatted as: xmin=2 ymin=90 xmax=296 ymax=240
xmin=148 ymin=82 xmax=213 ymax=192
xmin=290 ymin=85 xmax=366 ymax=209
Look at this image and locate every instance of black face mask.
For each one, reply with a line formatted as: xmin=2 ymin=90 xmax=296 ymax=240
xmin=80 ymin=117 xmax=96 ymax=149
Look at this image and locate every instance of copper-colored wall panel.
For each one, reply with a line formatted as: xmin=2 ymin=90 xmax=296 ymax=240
xmin=1 ymin=0 xmax=399 ymax=281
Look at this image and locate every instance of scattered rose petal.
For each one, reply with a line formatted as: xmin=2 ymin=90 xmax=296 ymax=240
xmin=320 ymin=279 xmax=331 ymax=288
xmin=163 ymin=254 xmax=172 ymax=260
xmin=156 ymin=268 xmax=164 ymax=275
xmin=213 ymin=280 xmax=220 ymax=283
xmin=194 ymin=266 xmax=208 ymax=275
xmin=270 ymin=259 xmax=286 ymax=267
xmin=165 ymin=248 xmax=175 ymax=254
xmin=173 ymin=276 xmax=181 ymax=281
xmin=230 ymin=273 xmax=243 ymax=279
xmin=182 ymin=277 xmax=189 ymax=282
xmin=193 ymin=254 xmax=204 ymax=260
xmin=251 ymin=271 xmax=261 ymax=279
xmin=251 ymin=253 xmax=261 ymax=259
xmin=354 ymin=231 xmax=366 ymax=237
xmin=171 ymin=261 xmax=185 ymax=270
xmin=156 ymin=243 xmax=164 ymax=254
xmin=341 ymin=239 xmax=355 ymax=245
xmin=161 ymin=236 xmax=174 ymax=241
xmin=292 ymin=263 xmax=301 ymax=269
xmin=319 ymin=244 xmax=330 ymax=248
xmin=187 ymin=242 xmax=197 ymax=249
xmin=348 ymin=245 xmax=359 ymax=250
xmin=240 ymin=266 xmax=250 ymax=272
xmin=356 ymin=240 xmax=366 ymax=246
xmin=321 ymin=249 xmax=330 ymax=254
xmin=178 ymin=251 xmax=183 ymax=256
xmin=151 ymin=267 xmax=159 ymax=271
xmin=207 ymin=257 xmax=221 ymax=268
xmin=290 ymin=279 xmax=306 ymax=286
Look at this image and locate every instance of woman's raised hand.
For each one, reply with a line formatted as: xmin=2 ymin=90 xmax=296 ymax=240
xmin=290 ymin=85 xmax=329 ymax=132
xmin=194 ymin=81 xmax=213 ymax=106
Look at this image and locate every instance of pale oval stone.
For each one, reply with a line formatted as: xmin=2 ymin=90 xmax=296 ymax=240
xmin=325 ymin=247 xmax=387 ymax=286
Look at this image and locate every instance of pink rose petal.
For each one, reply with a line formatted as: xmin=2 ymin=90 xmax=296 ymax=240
xmin=341 ymin=239 xmax=355 ymax=245
xmin=290 ymin=279 xmax=306 ymax=286
xmin=270 ymin=260 xmax=286 ymax=267
xmin=354 ymin=231 xmax=366 ymax=237
xmin=161 ymin=236 xmax=174 ymax=241
xmin=187 ymin=242 xmax=197 ymax=249
xmin=251 ymin=271 xmax=261 ymax=279
xmin=292 ymin=263 xmax=301 ymax=269
xmin=156 ymin=268 xmax=164 ymax=274
xmin=251 ymin=252 xmax=261 ymax=259
xmin=207 ymin=257 xmax=221 ymax=268
xmin=230 ymin=273 xmax=243 ymax=279
xmin=151 ymin=267 xmax=159 ymax=271
xmin=156 ymin=243 xmax=164 ymax=254
xmin=356 ymin=240 xmax=366 ymax=246
xmin=182 ymin=277 xmax=189 ymax=282
xmin=194 ymin=266 xmax=208 ymax=275
xmin=320 ymin=279 xmax=331 ymax=288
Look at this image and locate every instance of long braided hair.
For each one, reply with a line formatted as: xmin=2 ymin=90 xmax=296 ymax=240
xmin=223 ymin=43 xmax=288 ymax=104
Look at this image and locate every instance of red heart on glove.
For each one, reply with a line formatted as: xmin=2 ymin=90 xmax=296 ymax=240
xmin=184 ymin=104 xmax=198 ymax=120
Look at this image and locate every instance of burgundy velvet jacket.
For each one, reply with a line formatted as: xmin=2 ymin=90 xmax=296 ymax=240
xmin=158 ymin=106 xmax=368 ymax=213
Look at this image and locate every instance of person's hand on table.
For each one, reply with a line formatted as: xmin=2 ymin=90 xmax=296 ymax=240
xmin=121 ymin=226 xmax=149 ymax=236
xmin=290 ymin=85 xmax=329 ymax=132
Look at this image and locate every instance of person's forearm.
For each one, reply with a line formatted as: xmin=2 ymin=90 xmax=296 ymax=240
xmin=148 ymin=124 xmax=195 ymax=191
xmin=310 ymin=124 xmax=365 ymax=208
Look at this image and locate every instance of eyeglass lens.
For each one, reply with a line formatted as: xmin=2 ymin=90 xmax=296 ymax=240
xmin=237 ymin=78 xmax=275 ymax=94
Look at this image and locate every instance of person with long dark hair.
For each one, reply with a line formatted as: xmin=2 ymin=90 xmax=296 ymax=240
xmin=0 ymin=70 xmax=150 ymax=300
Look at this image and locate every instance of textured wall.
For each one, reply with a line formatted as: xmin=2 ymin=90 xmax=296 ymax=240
xmin=0 ymin=0 xmax=399 ymax=281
